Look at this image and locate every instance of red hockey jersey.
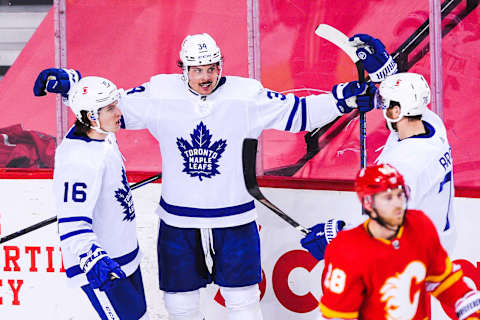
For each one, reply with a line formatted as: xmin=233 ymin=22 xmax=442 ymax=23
xmin=320 ymin=210 xmax=453 ymax=319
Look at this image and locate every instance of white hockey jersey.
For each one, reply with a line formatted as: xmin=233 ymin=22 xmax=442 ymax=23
xmin=119 ymin=74 xmax=342 ymax=228
xmin=375 ymin=109 xmax=455 ymax=251
xmin=53 ymin=127 xmax=141 ymax=287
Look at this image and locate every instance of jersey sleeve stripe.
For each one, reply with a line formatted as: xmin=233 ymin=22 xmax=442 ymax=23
xmin=114 ymin=243 xmax=140 ymax=265
xmin=300 ymin=97 xmax=307 ymax=131
xmin=58 ymin=216 xmax=93 ymax=224
xmin=65 ymin=244 xmax=140 ymax=278
xmin=285 ymin=95 xmax=300 ymax=131
xmin=319 ymin=302 xmax=359 ymax=319
xmin=60 ymin=229 xmax=94 ymax=241
xmin=426 ymin=257 xmax=452 ymax=283
xmin=431 ymin=269 xmax=464 ymax=298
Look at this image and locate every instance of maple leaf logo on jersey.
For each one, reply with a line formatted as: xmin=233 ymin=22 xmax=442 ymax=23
xmin=176 ymin=122 xmax=227 ymax=181
xmin=114 ymin=168 xmax=135 ymax=221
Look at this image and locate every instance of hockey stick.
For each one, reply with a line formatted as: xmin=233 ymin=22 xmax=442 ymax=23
xmin=0 ymin=173 xmax=162 ymax=244
xmin=243 ymin=138 xmax=309 ymax=235
xmin=315 ymin=24 xmax=367 ymax=168
xmin=265 ymin=0 xmax=473 ymax=176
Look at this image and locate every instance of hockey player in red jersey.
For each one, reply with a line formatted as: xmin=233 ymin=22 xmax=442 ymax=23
xmin=319 ymin=163 xmax=480 ymax=320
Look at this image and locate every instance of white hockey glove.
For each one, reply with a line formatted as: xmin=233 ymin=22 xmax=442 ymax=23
xmin=456 ymin=291 xmax=480 ymax=320
xmin=33 ymin=68 xmax=81 ymax=97
xmin=79 ymin=244 xmax=126 ymax=291
xmin=332 ymin=81 xmax=377 ymax=114
xmin=349 ymin=34 xmax=397 ymax=82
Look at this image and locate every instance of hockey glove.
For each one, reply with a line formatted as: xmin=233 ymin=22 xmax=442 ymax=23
xmin=79 ymin=244 xmax=126 ymax=291
xmin=33 ymin=68 xmax=81 ymax=97
xmin=300 ymin=219 xmax=345 ymax=261
xmin=349 ymin=34 xmax=397 ymax=82
xmin=332 ymin=81 xmax=377 ymax=114
xmin=456 ymin=291 xmax=480 ymax=320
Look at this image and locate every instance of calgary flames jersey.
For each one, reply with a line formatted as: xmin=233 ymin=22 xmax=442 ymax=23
xmin=320 ymin=210 xmax=453 ymax=319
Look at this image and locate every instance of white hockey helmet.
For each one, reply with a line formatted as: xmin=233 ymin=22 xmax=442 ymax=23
xmin=377 ymin=72 xmax=431 ymax=130
xmin=68 ymin=76 xmax=120 ymax=127
xmin=179 ymin=33 xmax=222 ymax=67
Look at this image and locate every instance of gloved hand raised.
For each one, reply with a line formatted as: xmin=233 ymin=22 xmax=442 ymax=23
xmin=349 ymin=34 xmax=397 ymax=82
xmin=300 ymin=219 xmax=345 ymax=261
xmin=33 ymin=68 xmax=81 ymax=97
xmin=332 ymin=81 xmax=377 ymax=114
xmin=79 ymin=244 xmax=126 ymax=291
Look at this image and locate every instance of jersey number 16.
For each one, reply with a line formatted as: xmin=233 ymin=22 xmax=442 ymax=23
xmin=63 ymin=182 xmax=87 ymax=202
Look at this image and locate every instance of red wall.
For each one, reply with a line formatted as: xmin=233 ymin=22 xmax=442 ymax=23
xmin=0 ymin=0 xmax=478 ymax=194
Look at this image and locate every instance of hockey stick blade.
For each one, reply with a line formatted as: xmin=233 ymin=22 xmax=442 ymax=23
xmin=315 ymin=24 xmax=365 ymax=82
xmin=315 ymin=24 xmax=366 ymax=167
xmin=0 ymin=173 xmax=162 ymax=244
xmin=242 ymin=138 xmax=309 ymax=235
xmin=315 ymin=24 xmax=359 ymax=64
xmin=267 ymin=3 xmax=473 ymax=177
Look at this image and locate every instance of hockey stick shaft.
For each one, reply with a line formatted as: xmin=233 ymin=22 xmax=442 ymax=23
xmin=243 ymin=138 xmax=309 ymax=235
xmin=315 ymin=25 xmax=367 ymax=167
xmin=357 ymin=62 xmax=367 ymax=169
xmin=0 ymin=173 xmax=162 ymax=244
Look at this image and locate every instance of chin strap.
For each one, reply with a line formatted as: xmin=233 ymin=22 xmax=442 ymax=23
xmin=383 ymin=108 xmax=403 ymax=132
xmin=90 ymin=123 xmax=110 ymax=135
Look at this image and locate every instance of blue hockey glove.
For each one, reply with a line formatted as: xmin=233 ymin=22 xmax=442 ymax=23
xmin=349 ymin=34 xmax=397 ymax=82
xmin=332 ymin=81 xmax=377 ymax=113
xmin=79 ymin=244 xmax=126 ymax=291
xmin=33 ymin=68 xmax=81 ymax=97
xmin=301 ymin=219 xmax=345 ymax=261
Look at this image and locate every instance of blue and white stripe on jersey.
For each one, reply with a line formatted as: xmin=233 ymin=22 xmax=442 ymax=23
xmin=285 ymin=96 xmax=307 ymax=132
xmin=58 ymin=215 xmax=94 ymax=240
xmin=160 ymin=197 xmax=255 ymax=218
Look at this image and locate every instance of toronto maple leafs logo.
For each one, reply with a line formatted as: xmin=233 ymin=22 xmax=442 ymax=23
xmin=176 ymin=122 xmax=227 ymax=181
xmin=114 ymin=168 xmax=135 ymax=221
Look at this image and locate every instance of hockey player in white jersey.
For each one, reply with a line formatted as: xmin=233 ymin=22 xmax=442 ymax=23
xmin=34 ymin=32 xmax=392 ymax=320
xmin=374 ymin=72 xmax=456 ymax=254
xmin=50 ymin=76 xmax=148 ymax=319
xmin=302 ymin=73 xmax=457 ymax=261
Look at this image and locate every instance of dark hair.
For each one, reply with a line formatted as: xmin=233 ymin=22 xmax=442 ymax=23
xmin=389 ymin=100 xmax=401 ymax=108
xmin=73 ymin=110 xmax=92 ymax=137
xmin=177 ymin=60 xmax=184 ymax=70
xmin=405 ymin=115 xmax=422 ymax=121
xmin=389 ymin=101 xmax=422 ymax=121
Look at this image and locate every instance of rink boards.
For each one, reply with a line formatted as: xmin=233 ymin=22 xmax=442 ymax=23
xmin=0 ymin=179 xmax=479 ymax=319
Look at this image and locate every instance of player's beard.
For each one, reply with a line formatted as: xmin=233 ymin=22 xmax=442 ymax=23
xmin=372 ymin=207 xmax=406 ymax=238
